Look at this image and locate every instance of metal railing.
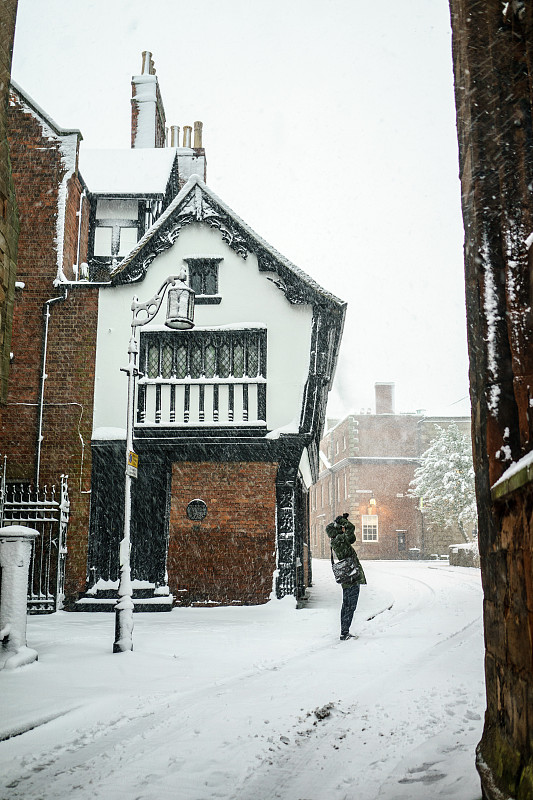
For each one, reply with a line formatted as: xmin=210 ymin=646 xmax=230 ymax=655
xmin=0 ymin=467 xmax=69 ymax=613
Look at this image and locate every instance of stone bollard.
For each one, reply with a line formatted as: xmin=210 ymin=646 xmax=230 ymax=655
xmin=0 ymin=525 xmax=39 ymax=670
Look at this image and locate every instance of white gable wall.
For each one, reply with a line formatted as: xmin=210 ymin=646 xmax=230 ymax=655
xmin=92 ymin=223 xmax=313 ymax=436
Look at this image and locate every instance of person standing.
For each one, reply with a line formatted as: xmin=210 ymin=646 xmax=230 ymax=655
xmin=326 ymin=513 xmax=366 ymax=640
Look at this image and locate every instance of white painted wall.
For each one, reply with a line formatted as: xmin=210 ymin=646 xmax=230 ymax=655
xmin=93 ymin=223 xmax=314 ymax=437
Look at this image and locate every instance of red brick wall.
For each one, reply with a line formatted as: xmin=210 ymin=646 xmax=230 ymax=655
xmin=168 ymin=461 xmax=278 ymax=604
xmin=1 ymin=91 xmax=98 ymax=600
xmin=61 ymin=174 xmax=90 ymax=280
xmin=41 ymin=286 xmax=98 ymax=598
xmin=356 ymin=415 xmax=419 ymax=458
xmin=0 ymin=0 xmax=19 ymax=404
xmin=130 ymin=99 xmax=139 ymax=149
xmin=351 ymin=462 xmax=421 ymax=560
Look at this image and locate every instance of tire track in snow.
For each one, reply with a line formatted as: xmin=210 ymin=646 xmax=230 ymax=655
xmin=0 ymin=564 xmax=483 ymax=800
xmin=233 ymin=597 xmax=483 ymax=800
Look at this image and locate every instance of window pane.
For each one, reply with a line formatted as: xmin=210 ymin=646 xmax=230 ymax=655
xmin=218 ymin=343 xmax=231 ymax=378
xmin=205 ymin=266 xmax=217 ymax=295
xmin=176 ymin=345 xmax=187 ymax=378
xmin=247 ymin=337 xmax=259 ymax=378
xmin=190 ymin=271 xmax=203 ymax=295
xmin=190 ymin=343 xmax=202 ymax=378
xmin=147 ymin=344 xmax=159 ymax=378
xmin=362 ymin=515 xmax=378 ymax=542
xmin=118 ymin=226 xmax=138 ymax=256
xmin=96 ymin=199 xmax=138 ymax=220
xmin=94 ymin=226 xmax=112 ymax=256
xmin=188 ymin=261 xmax=219 ymax=296
xmin=205 ymin=343 xmax=216 ymax=378
xmin=161 ymin=344 xmax=173 ymax=379
xmin=233 ymin=342 xmax=244 ymax=378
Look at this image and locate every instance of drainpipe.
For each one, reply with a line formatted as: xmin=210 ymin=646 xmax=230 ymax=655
xmin=36 ymin=288 xmax=68 ymax=486
xmin=73 ymin=190 xmax=86 ymax=280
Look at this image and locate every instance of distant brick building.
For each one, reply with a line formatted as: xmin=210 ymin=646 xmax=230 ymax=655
xmin=310 ymin=383 xmax=472 ymax=560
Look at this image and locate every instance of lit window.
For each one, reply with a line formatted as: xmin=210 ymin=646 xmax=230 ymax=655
xmin=362 ymin=514 xmax=378 ymax=542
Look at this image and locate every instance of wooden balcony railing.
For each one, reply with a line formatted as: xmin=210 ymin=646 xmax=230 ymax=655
xmin=136 ymin=378 xmax=267 ymax=427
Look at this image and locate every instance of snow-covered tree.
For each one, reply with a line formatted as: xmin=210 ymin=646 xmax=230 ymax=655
xmin=409 ymin=423 xmax=477 ymax=541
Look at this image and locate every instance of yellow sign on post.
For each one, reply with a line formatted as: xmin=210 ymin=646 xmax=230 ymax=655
xmin=127 ymin=450 xmax=138 ymax=479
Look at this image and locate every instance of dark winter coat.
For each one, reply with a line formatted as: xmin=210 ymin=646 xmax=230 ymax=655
xmin=326 ymin=518 xmax=367 ymax=588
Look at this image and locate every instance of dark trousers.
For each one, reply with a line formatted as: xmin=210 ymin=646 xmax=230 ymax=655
xmin=340 ymin=583 xmax=360 ymax=635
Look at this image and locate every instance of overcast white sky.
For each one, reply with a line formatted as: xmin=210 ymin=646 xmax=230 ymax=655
xmin=11 ymin=0 xmax=469 ymax=419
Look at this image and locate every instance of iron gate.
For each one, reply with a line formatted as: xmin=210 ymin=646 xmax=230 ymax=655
xmin=0 ymin=467 xmax=70 ymax=613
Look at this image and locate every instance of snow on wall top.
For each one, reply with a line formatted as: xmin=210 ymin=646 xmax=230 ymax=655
xmin=10 ymin=80 xmax=82 ymax=138
xmin=79 ymin=148 xmax=178 ymax=195
xmin=492 ymin=448 xmax=533 ymax=490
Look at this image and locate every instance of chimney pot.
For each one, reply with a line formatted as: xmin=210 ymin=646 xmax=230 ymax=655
xmin=194 ymin=121 xmax=203 ymax=148
xmin=375 ymin=382 xmax=395 ymax=415
xmin=171 ymin=125 xmax=180 ymax=148
xmin=141 ymin=51 xmax=152 ymax=75
xmin=183 ymin=125 xmax=192 ymax=148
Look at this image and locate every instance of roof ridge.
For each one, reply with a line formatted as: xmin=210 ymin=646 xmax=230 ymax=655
xmin=10 ymin=80 xmax=82 ymax=139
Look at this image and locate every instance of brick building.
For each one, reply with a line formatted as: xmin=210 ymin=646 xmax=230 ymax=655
xmin=1 ymin=53 xmax=345 ymax=609
xmin=0 ymin=0 xmax=19 ymax=405
xmin=310 ymin=382 xmax=472 ymax=560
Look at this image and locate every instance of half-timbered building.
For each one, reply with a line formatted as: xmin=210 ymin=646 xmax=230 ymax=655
xmin=81 ymin=172 xmax=345 ymax=608
xmin=3 ymin=53 xmax=345 ymax=610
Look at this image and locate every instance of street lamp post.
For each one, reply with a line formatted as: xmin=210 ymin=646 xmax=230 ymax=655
xmin=113 ymin=270 xmax=194 ymax=653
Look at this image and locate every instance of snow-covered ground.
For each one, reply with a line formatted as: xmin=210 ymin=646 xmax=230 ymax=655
xmin=0 ymin=560 xmax=485 ymax=800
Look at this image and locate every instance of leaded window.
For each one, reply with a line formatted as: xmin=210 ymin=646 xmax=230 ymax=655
xmin=140 ymin=329 xmax=266 ymax=381
xmin=184 ymin=257 xmax=223 ymax=304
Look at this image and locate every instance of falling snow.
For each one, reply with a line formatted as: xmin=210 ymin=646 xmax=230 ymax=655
xmin=0 ymin=560 xmax=484 ymax=800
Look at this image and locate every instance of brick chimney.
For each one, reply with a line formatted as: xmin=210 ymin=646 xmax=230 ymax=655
xmin=131 ymin=51 xmax=166 ymax=148
xmin=375 ymin=382 xmax=395 ymax=415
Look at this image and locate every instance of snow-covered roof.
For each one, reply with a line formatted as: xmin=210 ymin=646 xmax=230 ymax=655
xmin=10 ymin=81 xmax=82 ymax=139
xmin=79 ymin=148 xmax=178 ymax=195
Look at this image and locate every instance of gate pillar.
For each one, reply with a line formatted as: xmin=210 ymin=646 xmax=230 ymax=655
xmin=275 ymin=466 xmax=297 ymax=599
xmin=0 ymin=525 xmax=39 ymax=670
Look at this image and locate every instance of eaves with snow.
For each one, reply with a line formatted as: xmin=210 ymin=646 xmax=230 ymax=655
xmin=110 ymin=173 xmax=345 ymax=316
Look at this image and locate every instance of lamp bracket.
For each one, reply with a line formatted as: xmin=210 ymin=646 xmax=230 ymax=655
xmin=131 ymin=275 xmax=183 ymax=327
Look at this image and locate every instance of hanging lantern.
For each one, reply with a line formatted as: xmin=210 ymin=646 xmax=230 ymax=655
xmin=165 ymin=272 xmax=195 ymax=330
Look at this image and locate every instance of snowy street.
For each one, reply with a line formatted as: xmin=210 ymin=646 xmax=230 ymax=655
xmin=0 ymin=560 xmax=485 ymax=800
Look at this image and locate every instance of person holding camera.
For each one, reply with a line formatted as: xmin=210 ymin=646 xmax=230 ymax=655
xmin=326 ymin=512 xmax=366 ymax=641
